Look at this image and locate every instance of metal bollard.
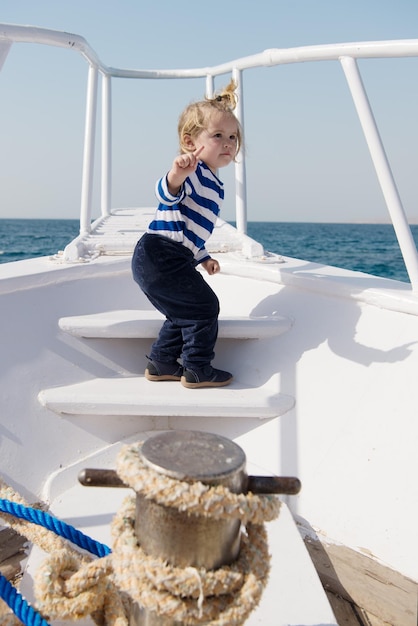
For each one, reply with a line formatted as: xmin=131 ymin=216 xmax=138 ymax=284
xmin=131 ymin=430 xmax=247 ymax=625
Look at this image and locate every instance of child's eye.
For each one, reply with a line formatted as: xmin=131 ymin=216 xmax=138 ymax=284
xmin=214 ymin=133 xmax=222 ymax=138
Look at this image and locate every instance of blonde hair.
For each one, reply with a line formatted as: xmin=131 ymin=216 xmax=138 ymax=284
xmin=178 ymin=80 xmax=243 ymax=156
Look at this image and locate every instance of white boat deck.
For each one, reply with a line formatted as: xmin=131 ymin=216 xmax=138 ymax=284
xmin=63 ymin=209 xmax=266 ymax=262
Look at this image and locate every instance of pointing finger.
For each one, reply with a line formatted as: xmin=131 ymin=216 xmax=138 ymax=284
xmin=194 ymin=145 xmax=205 ymax=158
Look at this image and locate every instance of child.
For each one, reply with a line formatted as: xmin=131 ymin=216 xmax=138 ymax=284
xmin=132 ymin=80 xmax=242 ymax=388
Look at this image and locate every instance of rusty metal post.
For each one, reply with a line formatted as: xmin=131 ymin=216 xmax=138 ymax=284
xmin=130 ymin=430 xmax=247 ymax=625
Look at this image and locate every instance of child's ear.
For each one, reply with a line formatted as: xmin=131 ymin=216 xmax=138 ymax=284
xmin=183 ymin=134 xmax=195 ymax=151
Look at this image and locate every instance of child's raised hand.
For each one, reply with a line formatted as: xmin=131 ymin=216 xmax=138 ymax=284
xmin=167 ymin=146 xmax=205 ymax=195
xmin=174 ymin=146 xmax=204 ymax=172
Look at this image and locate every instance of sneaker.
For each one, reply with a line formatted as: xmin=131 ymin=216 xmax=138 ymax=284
xmin=181 ymin=365 xmax=233 ymax=389
xmin=145 ymin=358 xmax=183 ymax=381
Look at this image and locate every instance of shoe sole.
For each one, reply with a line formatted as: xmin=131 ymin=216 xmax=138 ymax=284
xmin=145 ymin=370 xmax=182 ymax=381
xmin=180 ymin=376 xmax=233 ymax=389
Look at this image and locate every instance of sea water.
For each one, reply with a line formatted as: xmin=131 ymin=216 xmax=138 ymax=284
xmin=1 ymin=218 xmax=417 ymax=283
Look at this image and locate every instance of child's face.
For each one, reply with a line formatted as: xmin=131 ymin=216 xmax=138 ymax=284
xmin=191 ymin=111 xmax=239 ymax=172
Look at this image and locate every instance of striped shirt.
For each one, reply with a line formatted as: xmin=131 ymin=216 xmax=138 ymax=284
xmin=148 ymin=161 xmax=224 ymax=264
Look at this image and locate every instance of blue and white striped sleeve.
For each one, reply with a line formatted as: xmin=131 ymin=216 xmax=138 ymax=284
xmin=195 ymin=247 xmax=211 ymax=265
xmin=155 ymin=175 xmax=186 ymax=206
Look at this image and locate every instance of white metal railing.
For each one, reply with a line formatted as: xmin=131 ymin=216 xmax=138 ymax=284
xmin=1 ymin=24 xmax=418 ymax=288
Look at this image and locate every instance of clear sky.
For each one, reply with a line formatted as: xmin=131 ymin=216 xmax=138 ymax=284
xmin=1 ymin=0 xmax=418 ymax=223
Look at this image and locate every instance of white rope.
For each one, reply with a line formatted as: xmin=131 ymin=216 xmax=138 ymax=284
xmin=116 ymin=442 xmax=281 ymax=524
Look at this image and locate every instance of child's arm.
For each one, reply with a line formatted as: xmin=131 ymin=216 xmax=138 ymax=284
xmin=167 ymin=146 xmax=204 ymax=195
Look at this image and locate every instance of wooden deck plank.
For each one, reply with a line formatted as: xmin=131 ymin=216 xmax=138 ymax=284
xmin=303 ymin=532 xmax=417 ymax=626
xmin=325 ymin=591 xmax=364 ymax=625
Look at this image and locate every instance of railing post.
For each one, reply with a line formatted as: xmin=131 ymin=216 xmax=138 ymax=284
xmin=340 ymin=55 xmax=418 ymax=289
xmin=205 ymin=74 xmax=214 ymax=98
xmin=232 ymin=68 xmax=247 ymax=235
xmin=101 ymin=73 xmax=112 ymax=217
xmin=0 ymin=41 xmax=12 ymax=71
xmin=79 ymin=64 xmax=98 ymax=234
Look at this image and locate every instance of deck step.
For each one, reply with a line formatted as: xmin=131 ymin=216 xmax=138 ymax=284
xmin=58 ymin=310 xmax=292 ymax=340
xmin=38 ymin=376 xmax=295 ymax=419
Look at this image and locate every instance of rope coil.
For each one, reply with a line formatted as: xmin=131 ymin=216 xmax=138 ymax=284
xmin=116 ymin=442 xmax=281 ymax=524
xmin=0 ymin=441 xmax=282 ymax=626
xmin=111 ymin=496 xmax=272 ymax=625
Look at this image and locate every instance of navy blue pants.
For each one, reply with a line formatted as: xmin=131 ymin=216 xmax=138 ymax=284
xmin=132 ymin=233 xmax=219 ymax=369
